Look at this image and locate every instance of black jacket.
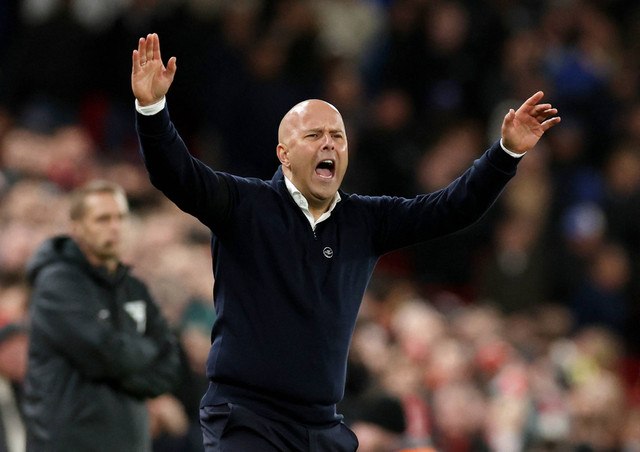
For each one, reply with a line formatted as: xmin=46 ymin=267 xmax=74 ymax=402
xmin=23 ymin=236 xmax=181 ymax=452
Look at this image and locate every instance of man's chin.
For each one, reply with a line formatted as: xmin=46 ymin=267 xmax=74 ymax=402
xmin=97 ymin=247 xmax=121 ymax=262
xmin=310 ymin=190 xmax=337 ymax=205
xmin=313 ymin=181 xmax=341 ymax=196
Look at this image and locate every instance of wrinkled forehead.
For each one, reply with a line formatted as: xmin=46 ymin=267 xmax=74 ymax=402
xmin=279 ymin=100 xmax=345 ymax=141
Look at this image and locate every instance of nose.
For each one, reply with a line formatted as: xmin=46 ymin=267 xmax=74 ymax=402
xmin=321 ymin=132 xmax=335 ymax=150
xmin=110 ymin=216 xmax=123 ymax=234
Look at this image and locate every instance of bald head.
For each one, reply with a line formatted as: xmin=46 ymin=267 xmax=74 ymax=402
xmin=278 ymin=99 xmax=344 ymax=145
xmin=275 ymin=99 xmax=348 ymax=218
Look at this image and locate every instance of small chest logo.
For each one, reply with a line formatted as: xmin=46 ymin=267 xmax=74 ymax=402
xmin=323 ymin=247 xmax=334 ymax=259
xmin=124 ymin=300 xmax=147 ymax=333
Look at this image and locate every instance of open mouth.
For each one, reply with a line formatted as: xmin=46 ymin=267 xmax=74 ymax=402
xmin=315 ymin=159 xmax=335 ymax=179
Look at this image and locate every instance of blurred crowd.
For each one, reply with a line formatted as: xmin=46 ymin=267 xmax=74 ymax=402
xmin=1 ymin=0 xmax=640 ymax=451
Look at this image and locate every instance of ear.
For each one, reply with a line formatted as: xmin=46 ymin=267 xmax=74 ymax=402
xmin=277 ymin=143 xmax=290 ymax=167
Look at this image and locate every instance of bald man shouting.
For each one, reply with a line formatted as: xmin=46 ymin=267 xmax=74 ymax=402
xmin=132 ymin=33 xmax=560 ymax=452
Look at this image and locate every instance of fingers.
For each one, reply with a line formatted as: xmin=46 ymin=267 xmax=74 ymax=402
xmin=133 ymin=34 xmax=165 ymax=73
xmin=518 ymin=92 xmax=560 ymax=125
xmin=153 ymin=33 xmax=161 ymax=62
xmin=504 ymin=108 xmax=515 ymax=126
xmin=532 ymin=103 xmax=552 ymax=114
xmin=521 ymin=90 xmax=544 ymax=108
xmin=534 ymin=107 xmax=558 ymax=122
xmin=132 ymin=49 xmax=139 ymax=74
xmin=166 ymin=56 xmax=177 ymax=77
xmin=145 ymin=34 xmax=154 ymax=64
xmin=540 ymin=115 xmax=562 ymax=132
xmin=138 ymin=37 xmax=146 ymax=66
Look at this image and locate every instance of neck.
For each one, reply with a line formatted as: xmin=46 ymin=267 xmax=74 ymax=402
xmin=283 ymin=173 xmax=334 ymax=221
xmin=308 ymin=200 xmax=332 ymax=221
xmin=103 ymin=259 xmax=119 ymax=274
xmin=89 ymin=254 xmax=119 ymax=274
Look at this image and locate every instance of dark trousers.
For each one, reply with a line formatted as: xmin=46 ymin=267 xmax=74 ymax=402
xmin=200 ymin=404 xmax=358 ymax=452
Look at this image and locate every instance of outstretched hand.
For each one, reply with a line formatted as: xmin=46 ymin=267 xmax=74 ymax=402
xmin=131 ymin=33 xmax=176 ymax=106
xmin=501 ymin=91 xmax=561 ymax=154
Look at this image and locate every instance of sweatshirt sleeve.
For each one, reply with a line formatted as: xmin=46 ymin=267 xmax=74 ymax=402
xmin=373 ymin=140 xmax=521 ymax=254
xmin=136 ymin=104 xmax=232 ymax=229
xmin=30 ymin=265 xmax=161 ymax=380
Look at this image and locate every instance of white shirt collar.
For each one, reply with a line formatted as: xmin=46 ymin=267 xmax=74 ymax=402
xmin=283 ymin=175 xmax=341 ymax=229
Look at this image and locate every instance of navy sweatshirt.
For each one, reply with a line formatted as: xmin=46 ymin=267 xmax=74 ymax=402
xmin=136 ymin=105 xmax=521 ymax=425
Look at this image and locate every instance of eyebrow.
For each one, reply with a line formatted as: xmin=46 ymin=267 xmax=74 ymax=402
xmin=304 ymin=128 xmax=344 ymax=134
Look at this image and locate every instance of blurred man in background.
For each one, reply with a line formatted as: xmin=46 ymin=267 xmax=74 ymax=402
xmin=22 ymin=180 xmax=181 ymax=452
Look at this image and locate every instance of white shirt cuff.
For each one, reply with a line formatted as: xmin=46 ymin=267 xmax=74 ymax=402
xmin=500 ymin=138 xmax=526 ymax=158
xmin=135 ymin=97 xmax=166 ymax=116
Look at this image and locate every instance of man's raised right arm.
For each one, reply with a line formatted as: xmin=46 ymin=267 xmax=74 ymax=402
xmin=132 ymin=33 xmax=230 ymax=227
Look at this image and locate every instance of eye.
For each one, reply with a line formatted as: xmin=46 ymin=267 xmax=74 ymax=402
xmin=306 ymin=133 xmax=319 ymax=139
